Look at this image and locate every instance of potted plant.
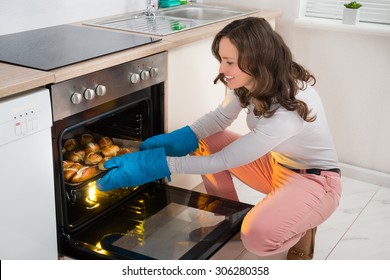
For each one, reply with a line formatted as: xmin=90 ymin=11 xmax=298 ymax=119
xmin=343 ymin=1 xmax=362 ymax=25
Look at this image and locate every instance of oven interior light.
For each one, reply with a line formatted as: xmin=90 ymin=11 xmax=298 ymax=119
xmin=85 ymin=181 xmax=100 ymax=208
xmin=87 ymin=182 xmax=97 ymax=200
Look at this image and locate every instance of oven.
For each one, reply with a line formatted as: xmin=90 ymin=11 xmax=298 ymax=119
xmin=50 ymin=52 xmax=252 ymax=260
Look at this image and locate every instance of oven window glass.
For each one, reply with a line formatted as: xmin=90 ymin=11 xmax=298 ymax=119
xmin=108 ymin=202 xmax=225 ymax=259
xmin=70 ymin=183 xmax=252 ymax=260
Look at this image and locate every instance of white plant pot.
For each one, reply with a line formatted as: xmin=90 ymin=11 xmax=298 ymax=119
xmin=343 ymin=8 xmax=361 ymax=25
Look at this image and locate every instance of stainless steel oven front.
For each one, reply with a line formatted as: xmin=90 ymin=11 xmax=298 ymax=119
xmin=50 ymin=52 xmax=252 ymax=260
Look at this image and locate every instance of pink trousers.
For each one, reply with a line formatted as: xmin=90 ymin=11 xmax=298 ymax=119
xmin=194 ymin=130 xmax=342 ymax=256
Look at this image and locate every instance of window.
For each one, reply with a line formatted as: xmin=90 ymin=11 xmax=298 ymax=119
xmin=304 ymin=0 xmax=390 ymax=25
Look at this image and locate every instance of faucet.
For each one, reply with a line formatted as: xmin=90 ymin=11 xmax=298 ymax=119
xmin=146 ymin=0 xmax=158 ymax=16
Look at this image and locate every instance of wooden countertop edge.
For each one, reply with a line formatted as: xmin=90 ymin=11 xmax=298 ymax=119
xmin=0 ymin=64 xmax=55 ymax=99
xmin=0 ymin=9 xmax=281 ymax=99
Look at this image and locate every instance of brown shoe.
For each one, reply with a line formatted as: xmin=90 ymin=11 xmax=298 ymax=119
xmin=287 ymin=227 xmax=317 ymax=260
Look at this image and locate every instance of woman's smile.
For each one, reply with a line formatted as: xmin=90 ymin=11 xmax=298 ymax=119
xmin=224 ymin=75 xmax=234 ymax=82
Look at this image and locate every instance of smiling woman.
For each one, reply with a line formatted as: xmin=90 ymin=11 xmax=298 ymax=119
xmin=102 ymin=17 xmax=342 ymax=260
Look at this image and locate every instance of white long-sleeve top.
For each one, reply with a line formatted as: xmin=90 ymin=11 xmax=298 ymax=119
xmin=167 ymin=84 xmax=339 ymax=175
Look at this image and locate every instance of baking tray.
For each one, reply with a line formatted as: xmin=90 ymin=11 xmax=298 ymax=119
xmin=63 ymin=137 xmax=141 ymax=191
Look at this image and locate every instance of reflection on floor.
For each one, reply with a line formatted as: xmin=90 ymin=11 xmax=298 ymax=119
xmin=193 ymin=176 xmax=390 ymax=260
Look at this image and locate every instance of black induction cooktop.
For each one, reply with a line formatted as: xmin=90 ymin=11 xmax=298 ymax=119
xmin=0 ymin=25 xmax=161 ymax=71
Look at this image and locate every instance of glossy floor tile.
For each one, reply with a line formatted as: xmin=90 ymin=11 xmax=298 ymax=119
xmin=326 ymin=184 xmax=390 ymax=259
xmin=195 ymin=176 xmax=390 ymax=260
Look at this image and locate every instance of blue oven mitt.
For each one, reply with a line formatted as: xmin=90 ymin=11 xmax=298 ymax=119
xmin=140 ymin=125 xmax=198 ymax=157
xmin=96 ymin=147 xmax=171 ymax=192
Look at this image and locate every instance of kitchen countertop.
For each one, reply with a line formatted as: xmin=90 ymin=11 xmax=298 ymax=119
xmin=0 ymin=63 xmax=55 ymax=99
xmin=0 ymin=9 xmax=281 ymax=99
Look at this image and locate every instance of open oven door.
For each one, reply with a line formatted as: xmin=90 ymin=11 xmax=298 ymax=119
xmin=60 ymin=182 xmax=252 ymax=260
xmin=52 ymin=83 xmax=252 ymax=260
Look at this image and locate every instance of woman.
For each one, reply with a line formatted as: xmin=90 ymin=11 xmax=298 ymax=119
xmin=97 ymin=17 xmax=342 ymax=260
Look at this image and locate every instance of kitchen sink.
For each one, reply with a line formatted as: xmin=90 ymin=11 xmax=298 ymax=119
xmin=84 ymin=4 xmax=257 ymax=36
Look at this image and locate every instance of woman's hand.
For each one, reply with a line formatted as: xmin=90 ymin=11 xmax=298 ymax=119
xmin=96 ymin=147 xmax=170 ymax=192
xmin=140 ymin=126 xmax=198 ymax=157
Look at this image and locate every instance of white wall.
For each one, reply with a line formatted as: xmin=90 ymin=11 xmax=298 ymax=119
xmin=204 ymin=0 xmax=390 ymax=185
xmin=0 ymin=0 xmax=145 ymax=35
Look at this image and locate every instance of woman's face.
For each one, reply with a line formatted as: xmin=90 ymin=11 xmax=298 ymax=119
xmin=218 ymin=37 xmax=255 ymax=91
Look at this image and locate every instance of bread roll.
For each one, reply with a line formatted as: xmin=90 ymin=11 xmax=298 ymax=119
xmin=63 ymin=160 xmax=74 ymax=169
xmin=98 ymin=136 xmax=113 ymax=149
xmin=67 ymin=149 xmax=85 ymax=162
xmin=80 ymin=133 xmax=94 ymax=145
xmin=64 ymin=163 xmax=82 ymax=181
xmin=84 ymin=152 xmax=103 ymax=165
xmin=70 ymin=166 xmax=97 ymax=183
xmin=84 ymin=142 xmax=100 ymax=154
xmin=98 ymin=157 xmax=111 ymax=171
xmin=63 ymin=138 xmax=78 ymax=152
xmin=101 ymin=144 xmax=120 ymax=157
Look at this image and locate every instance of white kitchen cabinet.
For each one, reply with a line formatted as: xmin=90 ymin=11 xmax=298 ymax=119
xmin=166 ymin=37 xmax=223 ymax=131
xmin=0 ymin=88 xmax=57 ymax=259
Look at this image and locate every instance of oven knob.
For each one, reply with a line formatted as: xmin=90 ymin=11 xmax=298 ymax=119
xmin=84 ymin=88 xmax=95 ymax=100
xmin=140 ymin=70 xmax=150 ymax=81
xmin=129 ymin=73 xmax=140 ymax=84
xmin=149 ymin=67 xmax=158 ymax=78
xmin=96 ymin=85 xmax=107 ymax=96
xmin=71 ymin=92 xmax=83 ymax=105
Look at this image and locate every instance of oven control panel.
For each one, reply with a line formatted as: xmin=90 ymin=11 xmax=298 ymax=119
xmin=71 ymin=84 xmax=107 ymax=105
xmin=50 ymin=52 xmax=167 ymax=122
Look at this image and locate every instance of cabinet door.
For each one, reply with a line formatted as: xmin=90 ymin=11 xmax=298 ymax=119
xmin=167 ymin=37 xmax=223 ymax=130
xmin=167 ymin=38 xmax=220 ymax=188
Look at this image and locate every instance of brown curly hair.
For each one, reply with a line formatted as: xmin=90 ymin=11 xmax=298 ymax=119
xmin=212 ymin=17 xmax=316 ymax=122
